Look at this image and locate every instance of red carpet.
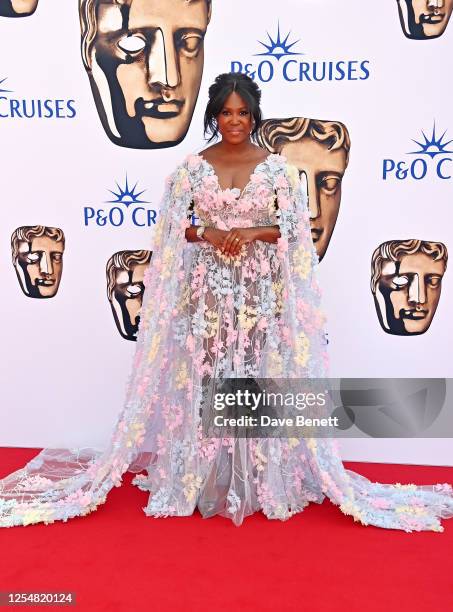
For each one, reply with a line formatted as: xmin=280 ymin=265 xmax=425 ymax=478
xmin=0 ymin=448 xmax=451 ymax=612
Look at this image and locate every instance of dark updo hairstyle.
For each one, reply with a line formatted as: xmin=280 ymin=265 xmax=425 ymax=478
xmin=204 ymin=72 xmax=262 ymax=143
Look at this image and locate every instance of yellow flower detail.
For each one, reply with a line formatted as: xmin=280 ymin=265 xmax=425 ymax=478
xmin=395 ymin=505 xmax=427 ymax=516
xmin=175 ymin=360 xmax=189 ymax=389
xmin=254 ymin=445 xmax=268 ymax=472
xmin=173 ymin=169 xmax=188 ymax=197
xmin=148 ymin=333 xmax=161 ymax=363
xmin=339 ymin=501 xmax=365 ymax=525
xmin=154 ymin=217 xmax=165 ymax=243
xmin=237 ymin=305 xmax=258 ymax=331
xmin=293 ymin=245 xmax=312 ymax=280
xmin=176 ymin=285 xmax=190 ymax=312
xmin=295 ymin=331 xmax=310 ymax=367
xmin=204 ymin=310 xmax=219 ymax=338
xmin=181 ymin=472 xmax=203 ymax=503
xmin=394 ymin=483 xmax=417 ymax=491
xmin=23 ymin=510 xmax=43 ymax=526
xmin=268 ymin=195 xmax=278 ymax=218
xmin=286 ymin=164 xmax=299 ymax=191
xmin=160 ymin=246 xmax=175 ymax=279
xmin=306 ymin=438 xmax=317 ymax=452
xmin=268 ymin=350 xmax=283 ymax=377
xmin=271 ymin=280 xmax=284 ymax=314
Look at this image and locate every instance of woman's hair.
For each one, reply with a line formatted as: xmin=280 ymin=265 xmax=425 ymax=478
xmin=204 ymin=72 xmax=262 ymax=142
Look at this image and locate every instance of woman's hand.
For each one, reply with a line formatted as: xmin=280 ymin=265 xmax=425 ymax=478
xmin=221 ymin=228 xmax=257 ymax=257
xmin=203 ymin=227 xmax=230 ymax=250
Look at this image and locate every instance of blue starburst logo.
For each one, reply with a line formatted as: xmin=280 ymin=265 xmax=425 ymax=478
xmin=106 ymin=176 xmax=148 ymax=207
xmin=0 ymin=77 xmax=12 ymax=93
xmin=255 ymin=23 xmax=303 ymax=61
xmin=408 ymin=123 xmax=453 ymax=159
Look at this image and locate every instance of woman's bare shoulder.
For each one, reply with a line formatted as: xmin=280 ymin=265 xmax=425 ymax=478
xmin=255 ymin=146 xmax=271 ymax=162
xmin=198 ymin=144 xmax=220 ymax=162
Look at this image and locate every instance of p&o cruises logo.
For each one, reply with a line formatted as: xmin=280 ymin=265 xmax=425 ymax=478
xmin=230 ymin=23 xmax=370 ymax=83
xmin=383 ymin=123 xmax=453 ymax=181
xmin=83 ymin=177 xmax=157 ymax=228
xmin=0 ymin=77 xmax=76 ymax=119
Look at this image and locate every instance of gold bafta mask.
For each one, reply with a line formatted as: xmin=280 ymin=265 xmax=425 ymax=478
xmin=0 ymin=0 xmax=38 ymax=16
xmin=257 ymin=117 xmax=351 ymax=262
xmin=11 ymin=225 xmax=65 ymax=298
xmin=371 ymin=239 xmax=448 ymax=336
xmin=80 ymin=0 xmax=212 ymax=149
xmin=106 ymin=249 xmax=151 ymax=340
xmin=397 ymin=0 xmax=453 ymax=39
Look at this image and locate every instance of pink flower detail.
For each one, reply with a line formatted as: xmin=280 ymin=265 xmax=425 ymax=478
xmin=157 ymin=434 xmax=168 ymax=456
xmin=222 ymin=189 xmax=240 ymax=205
xmin=259 ymin=258 xmax=271 ymax=275
xmin=143 ymin=267 xmax=153 ymax=288
xmin=179 ymin=217 xmax=190 ymax=231
xmin=211 ymin=338 xmax=225 ymax=355
xmin=63 ymin=490 xmax=93 ymax=507
xmin=275 ymin=175 xmax=289 ymax=189
xmin=250 ymin=171 xmax=266 ymax=184
xmin=202 ymin=175 xmax=218 ymax=190
xmin=235 ymin=198 xmax=253 ymax=214
xmin=277 ymin=194 xmax=291 ymax=211
xmin=187 ymin=154 xmax=202 ymax=170
xmin=257 ymin=483 xmax=277 ymax=508
xmin=257 ymin=317 xmax=268 ymax=331
xmin=369 ymin=497 xmax=392 ymax=509
xmin=186 ymin=334 xmax=195 ymax=353
xmin=276 ymin=236 xmax=289 ymax=258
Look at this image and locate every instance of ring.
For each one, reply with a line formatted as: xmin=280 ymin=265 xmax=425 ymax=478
xmin=234 ymin=238 xmax=240 ymax=242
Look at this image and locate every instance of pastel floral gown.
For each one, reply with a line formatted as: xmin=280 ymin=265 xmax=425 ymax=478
xmin=1 ymin=152 xmax=452 ymax=531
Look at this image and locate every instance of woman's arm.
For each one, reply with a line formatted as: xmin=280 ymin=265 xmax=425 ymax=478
xmin=185 ymin=224 xmax=281 ymax=255
xmin=249 ymin=226 xmax=281 ymax=243
xmin=221 ymin=226 xmax=281 ymax=256
xmin=185 ymin=226 xmax=230 ymax=248
xmin=184 ymin=226 xmax=203 ymax=242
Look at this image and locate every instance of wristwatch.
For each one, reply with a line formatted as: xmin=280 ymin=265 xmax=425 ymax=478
xmin=196 ymin=225 xmax=206 ymax=240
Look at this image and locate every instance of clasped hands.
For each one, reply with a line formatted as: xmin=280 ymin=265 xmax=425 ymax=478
xmin=204 ymin=227 xmax=257 ymax=257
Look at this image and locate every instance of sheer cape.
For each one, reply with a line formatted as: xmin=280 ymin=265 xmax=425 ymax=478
xmin=1 ymin=153 xmax=452 ymax=531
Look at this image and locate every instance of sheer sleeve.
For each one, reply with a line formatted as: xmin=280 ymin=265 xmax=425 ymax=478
xmin=273 ymin=161 xmax=329 ymax=378
xmin=0 ymin=159 xmax=195 ymax=528
xmin=270 ymin=160 xmax=453 ymax=532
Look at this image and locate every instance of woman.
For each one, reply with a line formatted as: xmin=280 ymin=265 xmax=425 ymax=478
xmin=1 ymin=73 xmax=452 ymax=531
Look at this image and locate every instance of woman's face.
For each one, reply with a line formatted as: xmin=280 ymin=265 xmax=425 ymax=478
xmin=216 ymin=92 xmax=253 ymax=145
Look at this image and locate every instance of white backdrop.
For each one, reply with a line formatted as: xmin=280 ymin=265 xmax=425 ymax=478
xmin=1 ymin=0 xmax=452 ymax=466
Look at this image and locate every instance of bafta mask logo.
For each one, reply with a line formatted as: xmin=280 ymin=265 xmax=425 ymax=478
xmin=257 ymin=117 xmax=351 ymax=262
xmin=371 ymin=239 xmax=448 ymax=336
xmin=80 ymin=0 xmax=212 ymax=149
xmin=397 ymin=0 xmax=453 ymax=39
xmin=106 ymin=249 xmax=151 ymax=340
xmin=11 ymin=225 xmax=65 ymax=299
xmin=0 ymin=0 xmax=38 ymax=17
